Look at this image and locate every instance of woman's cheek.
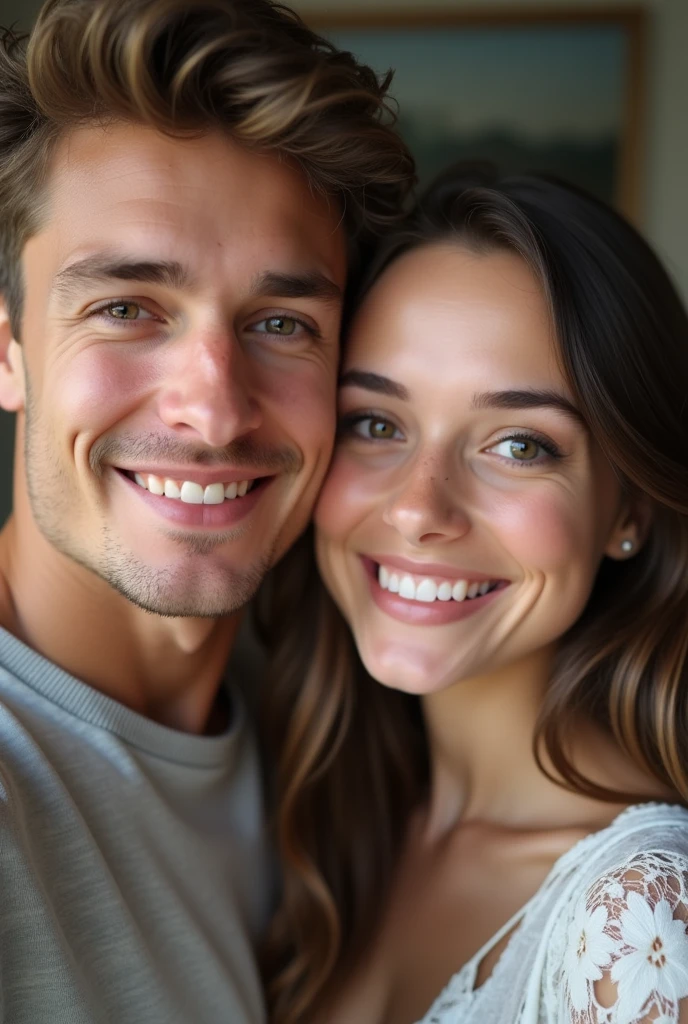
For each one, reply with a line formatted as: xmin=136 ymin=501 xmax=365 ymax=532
xmin=314 ymin=451 xmax=382 ymax=541
xmin=484 ymin=485 xmax=591 ymax=573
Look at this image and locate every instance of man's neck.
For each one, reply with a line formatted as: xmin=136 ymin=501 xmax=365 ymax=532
xmin=0 ymin=514 xmax=240 ymax=735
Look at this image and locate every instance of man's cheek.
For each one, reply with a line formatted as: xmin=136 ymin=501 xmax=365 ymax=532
xmin=46 ymin=350 xmax=150 ymax=429
xmin=273 ymin=371 xmax=337 ymax=460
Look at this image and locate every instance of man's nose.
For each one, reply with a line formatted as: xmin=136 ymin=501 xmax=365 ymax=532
xmin=157 ymin=329 xmax=262 ymax=448
xmin=382 ymin=455 xmax=471 ymax=547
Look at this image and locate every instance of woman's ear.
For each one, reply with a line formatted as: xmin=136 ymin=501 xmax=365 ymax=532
xmin=0 ymin=299 xmax=25 ymax=412
xmin=604 ymin=493 xmax=653 ymax=561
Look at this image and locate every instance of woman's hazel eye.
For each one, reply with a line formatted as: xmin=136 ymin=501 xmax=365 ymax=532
xmin=361 ymin=418 xmax=398 ymax=440
xmin=265 ymin=316 xmax=297 ymax=335
xmin=493 ymin=438 xmax=542 ymax=461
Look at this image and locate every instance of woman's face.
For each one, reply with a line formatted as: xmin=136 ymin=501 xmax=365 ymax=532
xmin=315 ymin=243 xmax=629 ymax=694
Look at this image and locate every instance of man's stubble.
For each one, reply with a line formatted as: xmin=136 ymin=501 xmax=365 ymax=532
xmin=23 ymin=377 xmax=278 ymax=618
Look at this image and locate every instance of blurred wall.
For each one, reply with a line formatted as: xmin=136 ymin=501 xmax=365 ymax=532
xmin=293 ymin=0 xmax=688 ymax=300
xmin=0 ymin=0 xmax=685 ymax=525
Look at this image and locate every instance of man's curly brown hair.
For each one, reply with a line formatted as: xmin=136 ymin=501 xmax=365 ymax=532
xmin=0 ymin=0 xmax=415 ymax=335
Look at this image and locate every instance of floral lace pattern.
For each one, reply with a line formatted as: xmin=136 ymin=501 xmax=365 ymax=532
xmin=415 ymin=807 xmax=688 ymax=1024
xmin=557 ymin=853 xmax=688 ymax=1023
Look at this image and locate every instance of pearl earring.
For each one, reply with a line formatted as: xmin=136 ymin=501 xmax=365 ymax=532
xmin=621 ymin=539 xmax=634 ymax=553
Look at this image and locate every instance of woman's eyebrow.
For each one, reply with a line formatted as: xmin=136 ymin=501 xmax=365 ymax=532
xmin=338 ymin=375 xmax=584 ymax=426
xmin=338 ymin=369 xmax=409 ymax=401
xmin=471 ymin=389 xmax=585 ymax=425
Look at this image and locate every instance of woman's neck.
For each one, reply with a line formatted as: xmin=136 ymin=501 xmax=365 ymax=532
xmin=420 ymin=646 xmax=668 ymax=842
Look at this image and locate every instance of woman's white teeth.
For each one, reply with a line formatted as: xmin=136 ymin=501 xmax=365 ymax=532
xmin=415 ymin=579 xmax=437 ymax=602
xmin=378 ymin=565 xmax=495 ymax=603
xmin=132 ymin=473 xmax=254 ymax=503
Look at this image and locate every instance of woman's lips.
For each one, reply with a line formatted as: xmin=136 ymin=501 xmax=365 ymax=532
xmin=362 ymin=556 xmax=509 ymax=626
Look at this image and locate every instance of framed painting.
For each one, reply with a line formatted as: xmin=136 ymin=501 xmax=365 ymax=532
xmin=311 ymin=7 xmax=646 ymax=219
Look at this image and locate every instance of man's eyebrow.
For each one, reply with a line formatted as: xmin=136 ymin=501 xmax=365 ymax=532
xmin=339 ymin=369 xmax=410 ymax=401
xmin=471 ymin=388 xmax=585 ymax=425
xmin=251 ymin=270 xmax=342 ymax=303
xmin=53 ymin=254 xmax=192 ymax=298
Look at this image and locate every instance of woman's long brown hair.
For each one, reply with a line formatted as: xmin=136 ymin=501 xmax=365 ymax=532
xmin=259 ymin=165 xmax=688 ymax=1023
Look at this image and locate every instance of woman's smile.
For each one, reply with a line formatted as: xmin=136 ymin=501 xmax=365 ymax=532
xmin=315 ymin=243 xmax=623 ymax=694
xmin=361 ymin=554 xmax=511 ymax=626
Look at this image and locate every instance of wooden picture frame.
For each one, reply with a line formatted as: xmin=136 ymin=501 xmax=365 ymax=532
xmin=309 ymin=6 xmax=646 ymax=220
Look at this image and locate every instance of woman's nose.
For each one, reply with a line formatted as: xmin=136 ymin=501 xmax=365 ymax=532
xmin=382 ymin=461 xmax=471 ymax=546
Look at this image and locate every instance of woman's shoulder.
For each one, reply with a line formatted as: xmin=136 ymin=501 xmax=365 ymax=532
xmin=543 ymin=802 xmax=688 ymax=1023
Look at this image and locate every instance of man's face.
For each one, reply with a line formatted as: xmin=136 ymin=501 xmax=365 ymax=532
xmin=13 ymin=123 xmax=346 ymax=616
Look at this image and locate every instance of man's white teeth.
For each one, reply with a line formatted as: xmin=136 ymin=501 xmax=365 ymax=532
xmin=180 ymin=481 xmax=204 ymax=504
xmin=132 ymin=473 xmax=254 ymax=503
xmin=377 ymin=565 xmax=496 ymax=603
xmin=202 ymin=483 xmax=225 ymax=505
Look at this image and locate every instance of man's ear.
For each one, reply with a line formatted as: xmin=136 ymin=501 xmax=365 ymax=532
xmin=604 ymin=492 xmax=653 ymax=561
xmin=0 ymin=297 xmax=25 ymax=412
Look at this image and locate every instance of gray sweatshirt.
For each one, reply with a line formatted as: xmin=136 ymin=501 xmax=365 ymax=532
xmin=0 ymin=626 xmax=270 ymax=1024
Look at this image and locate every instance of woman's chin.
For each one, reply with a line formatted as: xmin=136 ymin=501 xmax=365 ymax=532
xmin=358 ymin=638 xmax=469 ymax=696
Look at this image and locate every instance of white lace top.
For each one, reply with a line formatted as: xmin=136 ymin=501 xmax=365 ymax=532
xmin=416 ymin=803 xmax=688 ymax=1024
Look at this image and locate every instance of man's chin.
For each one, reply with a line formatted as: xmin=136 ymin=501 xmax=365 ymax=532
xmin=100 ymin=562 xmax=268 ymax=619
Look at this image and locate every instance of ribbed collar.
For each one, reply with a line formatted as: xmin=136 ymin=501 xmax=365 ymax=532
xmin=0 ymin=626 xmax=243 ymax=769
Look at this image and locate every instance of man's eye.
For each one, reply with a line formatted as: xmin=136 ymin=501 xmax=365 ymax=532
xmin=255 ymin=316 xmax=301 ymax=336
xmin=102 ymin=302 xmax=155 ymax=321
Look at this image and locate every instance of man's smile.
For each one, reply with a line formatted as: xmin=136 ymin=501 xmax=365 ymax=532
xmin=114 ymin=467 xmax=273 ymax=529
